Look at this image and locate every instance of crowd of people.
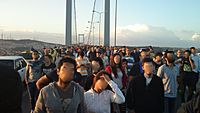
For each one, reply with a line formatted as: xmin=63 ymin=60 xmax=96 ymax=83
xmin=1 ymin=45 xmax=200 ymax=113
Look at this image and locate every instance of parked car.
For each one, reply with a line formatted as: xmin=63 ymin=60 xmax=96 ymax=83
xmin=0 ymin=56 xmax=28 ymax=82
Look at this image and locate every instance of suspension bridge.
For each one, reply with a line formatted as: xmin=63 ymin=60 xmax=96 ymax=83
xmin=66 ymin=0 xmax=116 ymax=46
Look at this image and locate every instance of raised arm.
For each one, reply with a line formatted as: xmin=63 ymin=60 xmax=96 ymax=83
xmin=108 ymin=80 xmax=125 ymax=104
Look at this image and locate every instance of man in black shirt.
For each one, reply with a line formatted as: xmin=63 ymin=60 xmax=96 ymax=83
xmin=126 ymin=58 xmax=164 ymax=113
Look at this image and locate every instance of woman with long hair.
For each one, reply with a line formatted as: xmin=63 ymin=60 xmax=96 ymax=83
xmin=105 ymin=53 xmax=128 ymax=113
xmin=106 ymin=53 xmax=128 ymax=90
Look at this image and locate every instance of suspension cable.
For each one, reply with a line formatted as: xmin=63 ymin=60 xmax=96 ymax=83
xmin=87 ymin=0 xmax=97 ymax=45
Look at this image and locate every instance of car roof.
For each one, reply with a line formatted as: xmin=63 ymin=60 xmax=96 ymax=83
xmin=21 ymin=50 xmax=32 ymax=53
xmin=0 ymin=56 xmax=25 ymax=60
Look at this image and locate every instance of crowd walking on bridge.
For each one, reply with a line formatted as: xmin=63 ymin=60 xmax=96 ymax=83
xmin=1 ymin=45 xmax=200 ymax=113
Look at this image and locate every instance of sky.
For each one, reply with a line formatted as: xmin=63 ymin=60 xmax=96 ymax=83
xmin=0 ymin=0 xmax=200 ymax=47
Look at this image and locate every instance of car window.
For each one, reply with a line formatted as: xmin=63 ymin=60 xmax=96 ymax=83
xmin=0 ymin=60 xmax=14 ymax=69
xmin=20 ymin=59 xmax=27 ymax=68
xmin=15 ymin=60 xmax=22 ymax=71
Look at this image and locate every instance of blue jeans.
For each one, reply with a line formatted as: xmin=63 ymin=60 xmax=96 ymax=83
xmin=164 ymin=97 xmax=176 ymax=113
xmin=28 ymin=82 xmax=39 ymax=110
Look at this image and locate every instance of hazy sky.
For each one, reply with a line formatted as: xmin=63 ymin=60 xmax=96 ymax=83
xmin=0 ymin=0 xmax=200 ymax=46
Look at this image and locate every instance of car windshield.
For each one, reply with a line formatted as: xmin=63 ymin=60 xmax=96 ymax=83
xmin=0 ymin=60 xmax=14 ymax=69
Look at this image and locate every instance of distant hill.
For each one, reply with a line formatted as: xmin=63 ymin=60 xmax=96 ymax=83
xmin=0 ymin=39 xmax=198 ymax=56
xmin=3 ymin=31 xmax=65 ymax=44
xmin=0 ymin=39 xmax=63 ymax=55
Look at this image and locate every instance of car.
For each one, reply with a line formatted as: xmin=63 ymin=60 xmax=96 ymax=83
xmin=0 ymin=56 xmax=28 ymax=82
xmin=18 ymin=51 xmax=33 ymax=61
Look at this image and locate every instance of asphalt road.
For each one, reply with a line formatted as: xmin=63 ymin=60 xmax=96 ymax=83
xmin=21 ymin=77 xmax=200 ymax=113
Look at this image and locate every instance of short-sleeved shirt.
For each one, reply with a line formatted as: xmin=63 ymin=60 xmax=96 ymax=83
xmin=46 ymin=69 xmax=58 ymax=82
xmin=41 ymin=63 xmax=56 ymax=75
xmin=190 ymin=54 xmax=200 ymax=73
xmin=27 ymin=60 xmax=43 ymax=83
xmin=157 ymin=64 xmax=179 ymax=98
xmin=182 ymin=58 xmax=193 ymax=72
xmin=76 ymin=57 xmax=90 ymax=76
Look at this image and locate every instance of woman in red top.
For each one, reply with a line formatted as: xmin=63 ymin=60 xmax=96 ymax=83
xmin=106 ymin=53 xmax=128 ymax=89
xmin=106 ymin=53 xmax=128 ymax=113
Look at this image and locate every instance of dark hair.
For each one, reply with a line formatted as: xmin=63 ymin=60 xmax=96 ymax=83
xmin=32 ymin=50 xmax=39 ymax=54
xmin=57 ymin=57 xmax=77 ymax=70
xmin=190 ymin=47 xmax=196 ymax=50
xmin=164 ymin=50 xmax=174 ymax=58
xmin=110 ymin=53 xmax=124 ymax=78
xmin=140 ymin=49 xmax=147 ymax=55
xmin=141 ymin=57 xmax=154 ymax=66
xmin=146 ymin=48 xmax=150 ymax=52
xmin=122 ymin=59 xmax=128 ymax=63
xmin=149 ymin=46 xmax=153 ymax=50
xmin=44 ymin=55 xmax=52 ymax=60
xmin=121 ymin=51 xmax=126 ymax=57
xmin=184 ymin=50 xmax=191 ymax=55
xmin=91 ymin=57 xmax=104 ymax=70
xmin=155 ymin=52 xmax=163 ymax=58
xmin=78 ymin=50 xmax=84 ymax=58
xmin=92 ymin=70 xmax=112 ymax=89
xmin=111 ymin=53 xmax=122 ymax=65
xmin=32 ymin=50 xmax=39 ymax=59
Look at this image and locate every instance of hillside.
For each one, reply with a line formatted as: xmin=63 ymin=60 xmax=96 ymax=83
xmin=0 ymin=39 xmax=62 ymax=55
xmin=0 ymin=39 xmax=198 ymax=56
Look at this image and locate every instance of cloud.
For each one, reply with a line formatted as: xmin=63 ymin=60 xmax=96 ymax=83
xmin=174 ymin=30 xmax=194 ymax=40
xmin=114 ymin=24 xmax=200 ymax=48
xmin=3 ymin=25 xmax=200 ymax=48
xmin=118 ymin=24 xmax=149 ymax=32
xmin=192 ymin=33 xmax=200 ymax=41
